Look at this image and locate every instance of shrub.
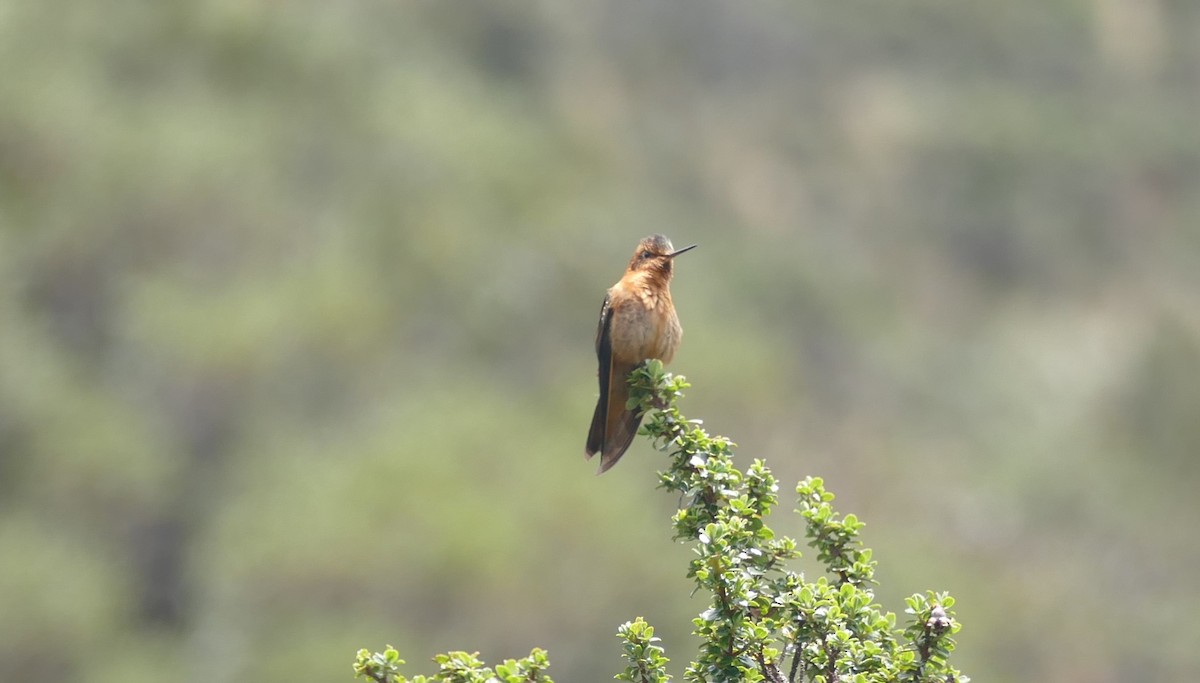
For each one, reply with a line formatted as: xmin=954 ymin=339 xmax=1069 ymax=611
xmin=354 ymin=362 xmax=967 ymax=683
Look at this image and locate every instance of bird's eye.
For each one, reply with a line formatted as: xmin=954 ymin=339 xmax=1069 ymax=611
xmin=641 ymin=250 xmax=653 ymax=259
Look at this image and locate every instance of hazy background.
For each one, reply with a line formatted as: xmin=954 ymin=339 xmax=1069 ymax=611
xmin=2 ymin=1 xmax=1198 ymax=682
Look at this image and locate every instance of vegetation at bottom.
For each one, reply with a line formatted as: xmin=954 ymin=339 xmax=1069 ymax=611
xmin=354 ymin=362 xmax=966 ymax=683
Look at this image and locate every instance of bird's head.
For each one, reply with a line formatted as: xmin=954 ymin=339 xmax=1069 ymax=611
xmin=626 ymin=234 xmax=697 ymax=278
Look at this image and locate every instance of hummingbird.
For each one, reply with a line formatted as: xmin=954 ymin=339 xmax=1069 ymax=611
xmin=585 ymin=235 xmax=696 ymax=473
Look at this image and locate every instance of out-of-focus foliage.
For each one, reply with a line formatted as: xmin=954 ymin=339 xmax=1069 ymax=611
xmin=1 ymin=1 xmax=1197 ymax=682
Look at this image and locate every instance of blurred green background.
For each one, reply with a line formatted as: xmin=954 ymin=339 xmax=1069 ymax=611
xmin=2 ymin=1 xmax=1198 ymax=681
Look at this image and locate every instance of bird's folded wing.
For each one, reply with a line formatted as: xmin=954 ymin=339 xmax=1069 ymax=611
xmin=585 ymin=293 xmax=614 ymax=458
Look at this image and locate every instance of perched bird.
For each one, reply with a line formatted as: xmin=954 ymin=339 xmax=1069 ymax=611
xmin=586 ymin=235 xmax=696 ymax=473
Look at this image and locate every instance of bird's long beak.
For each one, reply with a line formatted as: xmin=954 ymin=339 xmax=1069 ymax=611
xmin=667 ymin=244 xmax=698 ymax=258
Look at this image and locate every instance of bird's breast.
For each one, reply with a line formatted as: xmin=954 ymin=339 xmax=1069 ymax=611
xmin=608 ymin=286 xmax=682 ymax=365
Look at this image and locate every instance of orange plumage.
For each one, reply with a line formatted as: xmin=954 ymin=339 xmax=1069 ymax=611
xmin=585 ymin=235 xmax=695 ymax=473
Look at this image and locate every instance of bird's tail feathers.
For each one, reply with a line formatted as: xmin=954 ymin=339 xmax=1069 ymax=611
xmin=597 ymin=409 xmax=644 ymax=474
